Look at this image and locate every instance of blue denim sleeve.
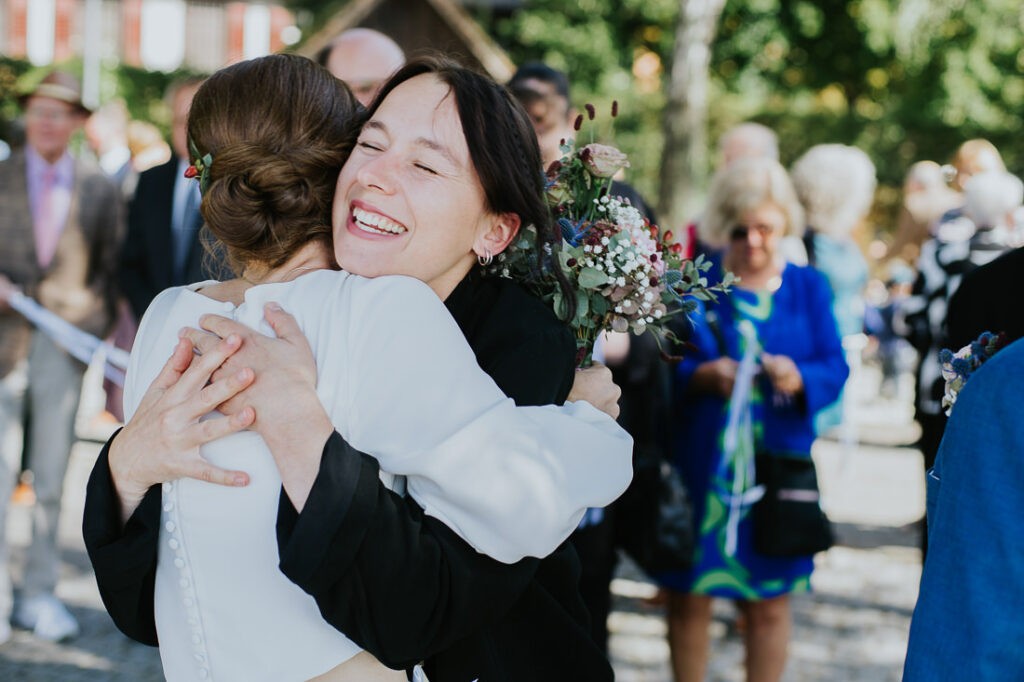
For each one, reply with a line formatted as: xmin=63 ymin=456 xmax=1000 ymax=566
xmin=903 ymin=340 xmax=1024 ymax=680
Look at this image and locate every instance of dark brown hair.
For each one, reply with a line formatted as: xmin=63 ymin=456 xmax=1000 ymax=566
xmin=366 ymin=55 xmax=576 ymax=319
xmin=187 ymin=54 xmax=360 ymax=274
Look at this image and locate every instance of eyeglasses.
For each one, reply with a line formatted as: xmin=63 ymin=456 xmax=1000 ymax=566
xmin=729 ymin=223 xmax=778 ymax=241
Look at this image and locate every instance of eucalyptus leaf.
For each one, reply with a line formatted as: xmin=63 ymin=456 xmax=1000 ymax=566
xmin=578 ymin=267 xmax=610 ymax=288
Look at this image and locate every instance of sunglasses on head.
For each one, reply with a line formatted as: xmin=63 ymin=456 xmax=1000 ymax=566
xmin=729 ymin=223 xmax=776 ymax=241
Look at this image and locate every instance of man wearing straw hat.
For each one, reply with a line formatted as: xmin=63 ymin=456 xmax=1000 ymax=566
xmin=0 ymin=71 xmax=122 ymax=643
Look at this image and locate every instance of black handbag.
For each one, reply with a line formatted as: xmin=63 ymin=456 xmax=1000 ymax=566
xmin=614 ymin=448 xmax=694 ymax=574
xmin=752 ymin=452 xmax=833 ymax=557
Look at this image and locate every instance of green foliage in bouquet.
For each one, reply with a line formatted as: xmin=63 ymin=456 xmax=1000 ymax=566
xmin=491 ymin=115 xmax=732 ymax=366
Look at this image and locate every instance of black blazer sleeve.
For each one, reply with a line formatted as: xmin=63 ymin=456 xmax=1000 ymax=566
xmin=276 ymin=297 xmax=578 ymax=668
xmin=81 ymin=430 xmax=161 ymax=646
xmin=278 ymin=434 xmax=540 ymax=669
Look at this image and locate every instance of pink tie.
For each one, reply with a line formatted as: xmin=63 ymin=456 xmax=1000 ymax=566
xmin=35 ymin=167 xmax=60 ymax=268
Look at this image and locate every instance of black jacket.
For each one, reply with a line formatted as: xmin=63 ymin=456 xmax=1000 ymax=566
xmin=119 ymin=157 xmax=228 ymax=320
xmin=83 ymin=272 xmax=614 ymax=681
xmin=946 ymin=245 xmax=1024 ymax=350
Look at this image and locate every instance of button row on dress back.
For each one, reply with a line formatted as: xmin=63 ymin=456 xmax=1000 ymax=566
xmin=163 ymin=481 xmax=212 ymax=680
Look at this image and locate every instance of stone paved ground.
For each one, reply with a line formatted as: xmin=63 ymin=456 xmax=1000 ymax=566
xmin=0 ymin=364 xmax=924 ymax=681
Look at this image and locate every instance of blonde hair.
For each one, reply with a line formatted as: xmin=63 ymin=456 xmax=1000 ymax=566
xmin=791 ymin=144 xmax=876 ymax=238
xmin=701 ymin=157 xmax=805 ymax=248
xmin=952 ymin=139 xmax=1006 ymax=191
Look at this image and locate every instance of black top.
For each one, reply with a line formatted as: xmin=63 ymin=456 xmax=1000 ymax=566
xmin=118 ymin=157 xmax=230 ymax=321
xmin=82 ymin=272 xmax=614 ymax=681
xmin=946 ymin=246 xmax=1024 ymax=350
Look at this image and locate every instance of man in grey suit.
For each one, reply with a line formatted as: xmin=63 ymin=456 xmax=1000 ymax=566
xmin=0 ymin=71 xmax=122 ymax=643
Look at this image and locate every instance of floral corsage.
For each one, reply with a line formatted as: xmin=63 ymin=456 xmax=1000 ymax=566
xmin=939 ymin=331 xmax=1008 ymax=415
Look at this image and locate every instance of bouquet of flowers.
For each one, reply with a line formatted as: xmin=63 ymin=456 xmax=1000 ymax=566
xmin=491 ymin=116 xmax=731 ymax=366
xmin=939 ymin=331 xmax=1008 ymax=415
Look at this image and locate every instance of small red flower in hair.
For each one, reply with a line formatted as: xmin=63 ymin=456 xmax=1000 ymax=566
xmin=184 ymin=165 xmax=199 ymax=179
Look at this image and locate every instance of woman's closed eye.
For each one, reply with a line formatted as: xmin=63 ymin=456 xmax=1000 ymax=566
xmin=414 ymin=162 xmax=439 ymax=175
xmin=356 ymin=139 xmax=384 ymax=153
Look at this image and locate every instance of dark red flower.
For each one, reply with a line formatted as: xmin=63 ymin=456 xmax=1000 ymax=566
xmin=670 ymin=243 xmax=683 ymax=255
xmin=611 ymin=100 xmax=619 ymax=118
xmin=663 ymin=230 xmax=674 ymax=242
xmin=567 ymin=258 xmax=577 ymax=267
xmin=184 ymin=165 xmax=198 ymax=179
xmin=649 ymin=277 xmax=659 ymax=286
xmin=573 ymin=114 xmax=584 ymax=131
xmin=585 ymin=103 xmax=596 ymax=120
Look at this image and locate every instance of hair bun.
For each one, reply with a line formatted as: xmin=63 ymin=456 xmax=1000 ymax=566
xmin=184 ymin=53 xmax=359 ymax=274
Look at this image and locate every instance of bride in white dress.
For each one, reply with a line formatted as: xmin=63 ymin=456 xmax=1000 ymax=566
xmin=113 ymin=55 xmax=631 ymax=681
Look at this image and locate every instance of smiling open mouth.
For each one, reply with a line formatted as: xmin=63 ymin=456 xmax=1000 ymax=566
xmin=352 ymin=206 xmax=408 ymax=235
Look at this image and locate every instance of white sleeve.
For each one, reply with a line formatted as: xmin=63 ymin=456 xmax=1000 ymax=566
xmin=341 ymin=275 xmax=633 ymax=564
xmin=122 ymin=287 xmax=183 ymax=422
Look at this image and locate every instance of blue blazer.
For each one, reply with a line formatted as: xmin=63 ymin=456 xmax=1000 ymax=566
xmin=904 ymin=338 xmax=1024 ymax=680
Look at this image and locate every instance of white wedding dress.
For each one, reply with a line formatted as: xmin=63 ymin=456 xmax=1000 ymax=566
xmin=124 ymin=270 xmax=632 ymax=682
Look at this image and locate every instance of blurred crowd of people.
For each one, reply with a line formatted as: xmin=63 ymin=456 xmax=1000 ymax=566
xmin=1 ymin=25 xmax=1022 ymax=681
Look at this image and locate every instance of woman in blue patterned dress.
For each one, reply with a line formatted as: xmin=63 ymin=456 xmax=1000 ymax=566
xmin=660 ymin=158 xmax=848 ymax=681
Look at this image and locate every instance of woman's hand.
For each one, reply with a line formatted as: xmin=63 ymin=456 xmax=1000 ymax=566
xmin=181 ymin=303 xmax=334 ymax=510
xmin=180 ymin=303 xmax=329 ymax=438
xmin=692 ymin=357 xmax=739 ymax=398
xmin=761 ymin=352 xmax=804 ymax=396
xmin=567 ymin=362 xmax=621 ymax=419
xmin=109 ymin=335 xmax=256 ymax=525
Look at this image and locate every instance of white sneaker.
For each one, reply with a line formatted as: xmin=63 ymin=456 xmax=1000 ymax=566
xmin=12 ymin=594 xmax=79 ymax=642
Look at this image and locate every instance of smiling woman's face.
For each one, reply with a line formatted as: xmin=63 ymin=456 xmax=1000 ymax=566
xmin=332 ymin=73 xmax=497 ymax=299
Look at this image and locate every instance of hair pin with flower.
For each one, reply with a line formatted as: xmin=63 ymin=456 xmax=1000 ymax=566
xmin=185 ymin=138 xmax=213 ymax=194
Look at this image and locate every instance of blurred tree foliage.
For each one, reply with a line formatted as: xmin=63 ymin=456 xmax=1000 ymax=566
xmin=1 ymin=56 xmax=208 ymax=152
xmin=477 ymin=0 xmax=680 ymax=215
xmin=711 ymin=0 xmax=1024 ymax=226
xmin=481 ymin=0 xmax=1024 ymax=231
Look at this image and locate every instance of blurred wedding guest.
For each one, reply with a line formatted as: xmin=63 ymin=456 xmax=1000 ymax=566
xmin=0 ymin=71 xmax=123 ymax=643
xmin=85 ymin=99 xmax=136 ymax=199
xmin=790 ymin=144 xmax=874 ymax=336
xmin=718 ymin=122 xmax=779 ymax=167
xmin=119 ymin=77 xmax=228 ymax=324
xmin=508 ymin=62 xmax=656 ymax=221
xmin=126 ymin=119 xmax=171 ymax=172
xmin=950 ymin=139 xmax=1005 ymax=193
xmin=688 ymin=122 xmax=785 ymax=261
xmin=509 ymin=60 xmax=657 ymax=650
xmin=315 ymin=28 xmax=405 ymax=106
xmin=790 ymin=144 xmax=874 ymax=434
xmin=888 ymin=161 xmax=963 ymax=264
xmin=933 ymin=139 xmax=1007 ymax=242
xmin=902 ymin=170 xmax=1022 ymax=555
xmin=863 ymin=263 xmax=914 ymax=399
xmin=903 ymin=337 xmax=1024 ymax=680
xmin=658 ymin=157 xmax=847 ymax=682
xmin=87 ymin=99 xmax=140 ymax=421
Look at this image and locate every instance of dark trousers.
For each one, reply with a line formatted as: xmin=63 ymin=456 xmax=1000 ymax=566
xmin=917 ymin=410 xmax=947 ymax=559
xmin=570 ymin=508 xmax=618 ymax=653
